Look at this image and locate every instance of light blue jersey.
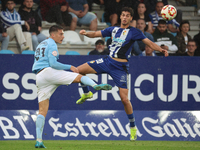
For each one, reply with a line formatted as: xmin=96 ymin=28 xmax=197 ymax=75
xmin=32 ymin=38 xmax=71 ymax=74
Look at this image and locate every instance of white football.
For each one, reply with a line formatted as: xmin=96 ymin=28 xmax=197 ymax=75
xmin=161 ymin=5 xmax=177 ymax=21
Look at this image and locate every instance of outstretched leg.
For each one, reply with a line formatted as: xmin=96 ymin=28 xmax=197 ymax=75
xmin=75 ymin=63 xmax=112 ymax=104
xmin=73 ymin=74 xmax=112 ymax=104
xmin=119 ymin=88 xmax=137 ymax=141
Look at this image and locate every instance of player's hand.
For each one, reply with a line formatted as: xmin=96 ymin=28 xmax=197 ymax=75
xmin=25 ymin=21 xmax=30 ymax=31
xmin=79 ymin=30 xmax=87 ymax=35
xmin=70 ymin=66 xmax=79 ymax=73
xmin=38 ymin=26 xmax=42 ymax=32
xmin=161 ymin=49 xmax=169 ymax=57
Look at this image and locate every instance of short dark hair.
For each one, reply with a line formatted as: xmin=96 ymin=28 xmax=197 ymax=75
xmin=121 ymin=7 xmax=134 ymax=17
xmin=95 ymin=39 xmax=104 ymax=45
xmin=136 ymin=18 xmax=145 ymax=23
xmin=158 ymin=19 xmax=167 ymax=25
xmin=187 ymin=39 xmax=197 ymax=46
xmin=179 ymin=20 xmax=190 ymax=32
xmin=49 ymin=25 xmax=63 ymax=34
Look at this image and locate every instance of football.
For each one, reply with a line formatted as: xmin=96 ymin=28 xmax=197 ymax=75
xmin=161 ymin=5 xmax=177 ymax=21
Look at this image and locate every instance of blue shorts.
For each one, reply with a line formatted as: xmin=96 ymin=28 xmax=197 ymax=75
xmin=87 ymin=56 xmax=129 ymax=89
xmin=69 ymin=12 xmax=97 ymax=26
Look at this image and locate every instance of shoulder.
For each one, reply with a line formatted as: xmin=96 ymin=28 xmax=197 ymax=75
xmin=129 ymin=26 xmax=141 ymax=32
xmin=150 ymin=11 xmax=156 ymax=16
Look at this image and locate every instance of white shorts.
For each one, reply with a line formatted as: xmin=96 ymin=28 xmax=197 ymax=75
xmin=36 ymin=67 xmax=79 ymax=103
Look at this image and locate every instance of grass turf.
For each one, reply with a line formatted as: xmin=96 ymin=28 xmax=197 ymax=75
xmin=0 ymin=140 xmax=200 ymax=150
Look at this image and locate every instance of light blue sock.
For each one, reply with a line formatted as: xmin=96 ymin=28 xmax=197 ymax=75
xmin=36 ymin=114 xmax=45 ymax=140
xmin=81 ymin=76 xmax=96 ymax=87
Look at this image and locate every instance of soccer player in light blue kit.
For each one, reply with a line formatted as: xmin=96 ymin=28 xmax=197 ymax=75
xmin=32 ymin=25 xmax=112 ymax=148
xmin=77 ymin=7 xmax=168 ymax=141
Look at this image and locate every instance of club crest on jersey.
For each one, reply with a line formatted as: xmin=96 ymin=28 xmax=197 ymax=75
xmin=52 ymin=51 xmax=58 ymax=56
xmin=123 ymin=30 xmax=127 ymax=35
xmin=120 ymin=75 xmax=126 ymax=82
xmin=90 ymin=60 xmax=95 ymax=64
xmin=96 ymin=58 xmax=103 ymax=64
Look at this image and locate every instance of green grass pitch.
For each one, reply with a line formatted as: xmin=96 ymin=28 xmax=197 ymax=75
xmin=0 ymin=140 xmax=200 ymax=150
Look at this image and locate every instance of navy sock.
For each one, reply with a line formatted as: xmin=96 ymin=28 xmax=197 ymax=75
xmin=80 ymin=83 xmax=90 ymax=93
xmin=127 ymin=113 xmax=135 ymax=128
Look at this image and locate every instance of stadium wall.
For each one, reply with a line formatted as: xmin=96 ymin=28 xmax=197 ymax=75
xmin=0 ymin=55 xmax=200 ymax=141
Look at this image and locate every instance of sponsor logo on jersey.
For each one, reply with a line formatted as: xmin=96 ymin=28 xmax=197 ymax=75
xmin=96 ymin=58 xmax=103 ymax=64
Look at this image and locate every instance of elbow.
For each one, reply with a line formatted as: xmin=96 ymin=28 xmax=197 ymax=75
xmin=49 ymin=62 xmax=56 ymax=69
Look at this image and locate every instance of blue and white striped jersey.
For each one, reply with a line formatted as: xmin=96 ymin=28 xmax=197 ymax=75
xmin=101 ymin=26 xmax=146 ymax=60
xmin=149 ymin=11 xmax=180 ymax=29
xmin=32 ymin=38 xmax=71 ymax=74
xmin=0 ymin=9 xmax=25 ymax=28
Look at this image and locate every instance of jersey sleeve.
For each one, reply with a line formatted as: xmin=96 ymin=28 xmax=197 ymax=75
xmin=48 ymin=43 xmax=71 ymax=70
xmin=132 ymin=29 xmax=147 ymax=41
xmin=101 ymin=27 xmax=113 ymax=37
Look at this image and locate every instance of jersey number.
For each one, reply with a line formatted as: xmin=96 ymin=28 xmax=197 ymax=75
xmin=35 ymin=47 xmax=45 ymax=61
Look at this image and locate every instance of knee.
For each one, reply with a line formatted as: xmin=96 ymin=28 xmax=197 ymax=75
xmin=74 ymin=74 xmax=82 ymax=83
xmin=32 ymin=35 xmax=38 ymax=43
xmin=72 ymin=17 xmax=77 ymax=23
xmin=91 ymin=18 xmax=97 ymax=23
xmin=13 ymin=24 xmax=21 ymax=30
xmin=121 ymin=97 xmax=130 ymax=105
xmin=5 ymin=35 xmax=9 ymax=41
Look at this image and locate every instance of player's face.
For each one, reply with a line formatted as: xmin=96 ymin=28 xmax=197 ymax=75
xmin=120 ymin=11 xmax=132 ymax=26
xmin=156 ymin=2 xmax=164 ymax=15
xmin=53 ymin=29 xmax=64 ymax=44
xmin=138 ymin=3 xmax=146 ymax=14
xmin=23 ymin=0 xmax=33 ymax=9
xmin=96 ymin=43 xmax=105 ymax=52
xmin=187 ymin=42 xmax=197 ymax=53
xmin=6 ymin=1 xmax=16 ymax=11
xmin=181 ymin=23 xmax=189 ymax=34
xmin=136 ymin=20 xmax=146 ymax=31
xmin=157 ymin=24 xmax=167 ymax=33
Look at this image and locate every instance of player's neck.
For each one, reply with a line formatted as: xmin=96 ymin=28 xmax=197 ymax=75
xmin=120 ymin=24 xmax=129 ymax=29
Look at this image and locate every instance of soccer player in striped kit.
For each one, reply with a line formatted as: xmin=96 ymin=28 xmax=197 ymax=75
xmin=32 ymin=25 xmax=112 ymax=148
xmin=77 ymin=7 xmax=168 ymax=141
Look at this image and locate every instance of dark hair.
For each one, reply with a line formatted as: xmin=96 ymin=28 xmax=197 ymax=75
xmin=156 ymin=1 xmax=164 ymax=6
xmin=158 ymin=19 xmax=167 ymax=25
xmin=49 ymin=25 xmax=63 ymax=34
xmin=187 ymin=39 xmax=197 ymax=46
xmin=2 ymin=0 xmax=15 ymax=11
xmin=179 ymin=20 xmax=190 ymax=32
xmin=136 ymin=18 xmax=146 ymax=23
xmin=121 ymin=7 xmax=134 ymax=17
xmin=19 ymin=0 xmax=27 ymax=10
xmin=134 ymin=3 xmax=149 ymax=18
xmin=95 ymin=39 xmax=104 ymax=45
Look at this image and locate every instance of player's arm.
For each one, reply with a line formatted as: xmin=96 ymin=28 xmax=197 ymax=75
xmin=49 ymin=57 xmax=79 ymax=73
xmin=142 ymin=38 xmax=169 ymax=57
xmin=79 ymin=30 xmax=102 ymax=38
